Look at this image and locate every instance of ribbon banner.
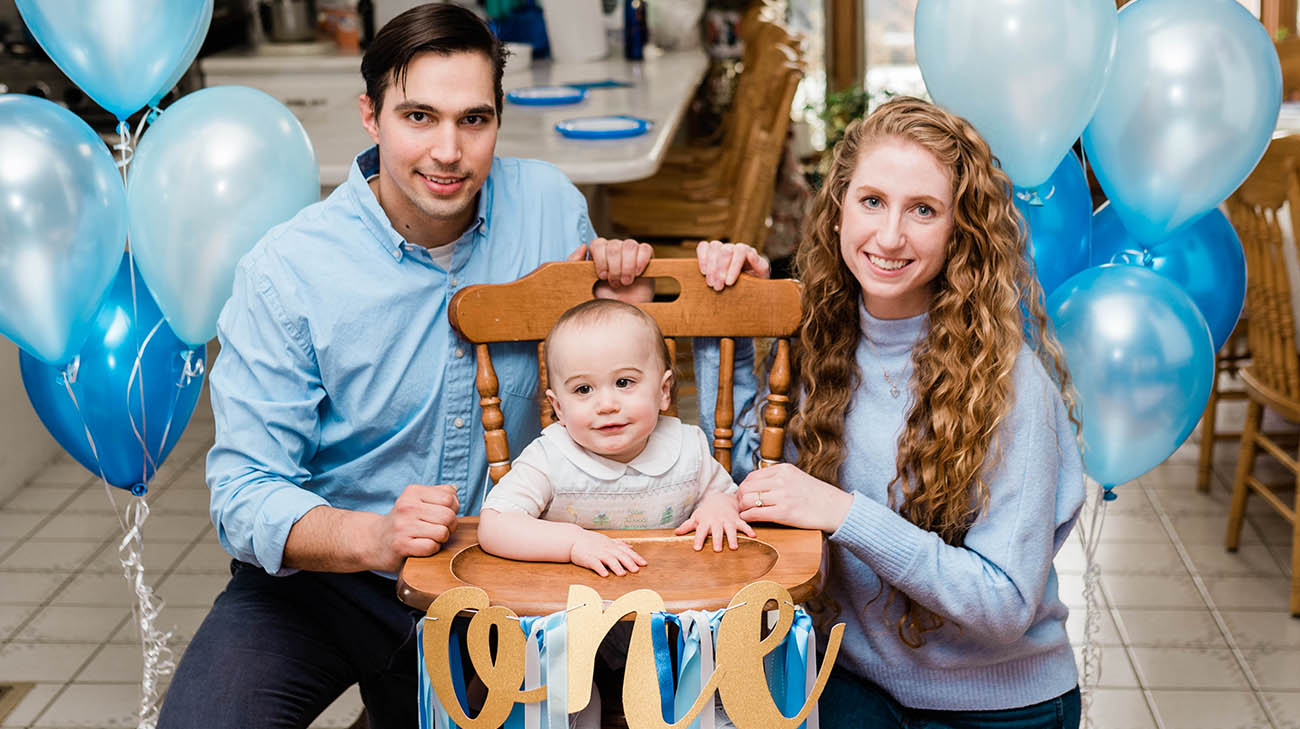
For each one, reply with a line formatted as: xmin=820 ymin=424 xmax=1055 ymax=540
xmin=418 ymin=581 xmax=843 ymax=729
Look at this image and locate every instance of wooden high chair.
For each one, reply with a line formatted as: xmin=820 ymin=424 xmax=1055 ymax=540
xmin=396 ymin=259 xmax=824 ymax=616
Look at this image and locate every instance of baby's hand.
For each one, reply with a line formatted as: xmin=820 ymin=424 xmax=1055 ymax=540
xmin=674 ymin=491 xmax=756 ymax=552
xmin=569 ymin=529 xmax=647 ymax=577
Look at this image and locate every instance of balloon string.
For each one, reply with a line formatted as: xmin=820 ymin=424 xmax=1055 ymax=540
xmin=61 ymin=358 xmax=132 ymax=533
xmin=154 ymin=349 xmax=205 ymax=477
xmin=1077 ymin=481 xmax=1110 ymax=729
xmin=119 ymin=497 xmax=176 ymax=729
xmin=126 ymin=318 xmax=167 ymax=485
xmin=114 ymin=121 xmax=133 ymax=176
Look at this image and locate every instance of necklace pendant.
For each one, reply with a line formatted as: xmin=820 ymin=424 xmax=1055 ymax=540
xmin=889 ymin=383 xmax=900 ymax=399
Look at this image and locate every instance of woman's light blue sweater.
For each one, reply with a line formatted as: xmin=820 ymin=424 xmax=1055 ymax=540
xmin=698 ymin=306 xmax=1085 ymax=711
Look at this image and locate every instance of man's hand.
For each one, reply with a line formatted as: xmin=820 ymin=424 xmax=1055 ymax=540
xmin=570 ymin=238 xmax=654 ymax=302
xmin=674 ymin=490 xmax=756 ymax=551
xmin=364 ymin=483 xmax=459 ymax=572
xmin=569 ymin=528 xmax=647 ymax=576
xmin=696 ymin=240 xmax=770 ymax=291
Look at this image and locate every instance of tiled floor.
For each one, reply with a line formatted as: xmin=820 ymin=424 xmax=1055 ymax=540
xmin=0 ymin=385 xmax=1296 ymax=728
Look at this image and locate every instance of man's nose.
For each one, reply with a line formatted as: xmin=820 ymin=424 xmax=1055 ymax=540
xmin=427 ymin=123 xmax=462 ymax=166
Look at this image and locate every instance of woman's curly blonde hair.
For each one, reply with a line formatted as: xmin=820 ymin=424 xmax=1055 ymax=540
xmin=791 ymin=97 xmax=1079 ymax=647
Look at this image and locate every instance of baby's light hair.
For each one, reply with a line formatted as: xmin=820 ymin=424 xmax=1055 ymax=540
xmin=543 ymin=299 xmax=672 ymax=385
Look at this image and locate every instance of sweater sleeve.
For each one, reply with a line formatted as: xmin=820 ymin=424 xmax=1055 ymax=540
xmin=828 ymin=357 xmax=1085 ymax=644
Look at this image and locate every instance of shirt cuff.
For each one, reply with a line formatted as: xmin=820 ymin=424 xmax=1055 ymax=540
xmin=253 ymin=487 xmax=330 ymax=576
xmin=828 ymin=491 xmax=925 ymax=585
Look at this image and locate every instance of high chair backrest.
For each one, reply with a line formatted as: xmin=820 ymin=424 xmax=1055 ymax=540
xmin=449 ymin=259 xmax=802 ymax=483
xmin=1227 ymin=135 xmax=1300 ymax=403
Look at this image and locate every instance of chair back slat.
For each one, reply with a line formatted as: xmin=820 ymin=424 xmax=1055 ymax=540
xmin=450 ymin=259 xmax=802 ymax=482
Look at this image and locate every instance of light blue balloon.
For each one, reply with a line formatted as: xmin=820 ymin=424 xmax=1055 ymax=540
xmin=126 ymin=86 xmax=319 ymax=346
xmin=1047 ymin=265 xmax=1215 ymax=486
xmin=1091 ymin=204 xmax=1245 ymax=352
xmin=1014 ymin=151 xmax=1093 ymax=298
xmin=0 ymin=95 xmax=124 ymax=365
xmin=149 ymin=0 xmax=214 ymax=108
xmin=915 ymin=0 xmax=1116 ymax=188
xmin=1082 ymin=0 xmax=1281 ymax=244
xmin=15 ymin=0 xmax=209 ymax=120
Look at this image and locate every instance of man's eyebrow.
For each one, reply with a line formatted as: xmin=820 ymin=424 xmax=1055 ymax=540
xmin=390 ymin=100 xmax=497 ymax=118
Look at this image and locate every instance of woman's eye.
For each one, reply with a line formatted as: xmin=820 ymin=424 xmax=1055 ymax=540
xmin=862 ymin=196 xmax=882 ymax=209
xmin=615 ymin=377 xmax=634 ymax=388
xmin=574 ymin=384 xmax=592 ymax=395
xmin=916 ymin=204 xmax=933 ymax=217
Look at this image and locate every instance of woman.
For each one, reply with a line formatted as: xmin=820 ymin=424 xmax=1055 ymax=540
xmin=713 ymin=97 xmax=1085 ymax=728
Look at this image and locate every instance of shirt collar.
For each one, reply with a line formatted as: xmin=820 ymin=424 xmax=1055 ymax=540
xmin=541 ymin=416 xmax=684 ymax=480
xmin=346 ymin=146 xmax=493 ymax=262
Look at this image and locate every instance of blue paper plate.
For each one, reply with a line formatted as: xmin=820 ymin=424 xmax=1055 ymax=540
xmin=555 ymin=115 xmax=652 ymax=140
xmin=506 ymin=85 xmax=587 ymax=105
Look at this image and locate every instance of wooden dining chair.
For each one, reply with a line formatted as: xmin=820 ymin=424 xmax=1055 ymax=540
xmin=1224 ymin=148 xmax=1300 ymax=616
xmin=1278 ymin=36 xmax=1300 ymax=101
xmin=448 ymin=258 xmax=802 ymax=481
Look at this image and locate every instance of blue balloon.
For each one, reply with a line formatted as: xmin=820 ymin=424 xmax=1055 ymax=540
xmin=915 ymin=0 xmax=1116 ymax=188
xmin=126 ymin=86 xmax=318 ymax=346
xmin=15 ymin=0 xmax=209 ymax=120
xmin=1014 ymin=151 xmax=1093 ymax=298
xmin=1047 ymin=265 xmax=1214 ymax=486
xmin=20 ymin=255 xmax=206 ymax=495
xmin=1091 ymin=204 xmax=1245 ymax=352
xmin=0 ymin=95 xmax=124 ymax=366
xmin=149 ymin=0 xmax=214 ymax=108
xmin=1082 ymin=0 xmax=1281 ymax=243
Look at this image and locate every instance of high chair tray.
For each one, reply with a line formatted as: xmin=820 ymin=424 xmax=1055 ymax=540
xmin=397 ymin=517 xmax=824 ymax=615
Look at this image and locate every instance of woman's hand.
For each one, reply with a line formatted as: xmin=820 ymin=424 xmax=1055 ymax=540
xmin=569 ymin=528 xmax=647 ymax=577
xmin=696 ymin=240 xmax=770 ymax=291
xmin=736 ymin=463 xmax=855 ymax=534
xmin=674 ymin=490 xmax=757 ymax=551
xmin=571 ymin=238 xmax=654 ymax=302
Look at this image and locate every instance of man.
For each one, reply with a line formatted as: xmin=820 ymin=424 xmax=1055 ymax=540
xmin=158 ymin=5 xmax=662 ymax=727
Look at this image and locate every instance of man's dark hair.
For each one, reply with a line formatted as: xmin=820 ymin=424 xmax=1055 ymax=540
xmin=361 ymin=3 xmax=508 ymax=117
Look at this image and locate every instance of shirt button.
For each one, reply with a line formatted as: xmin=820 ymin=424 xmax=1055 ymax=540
xmin=455 ymin=348 xmax=465 ymax=358
xmin=454 ymin=417 xmax=465 ymax=428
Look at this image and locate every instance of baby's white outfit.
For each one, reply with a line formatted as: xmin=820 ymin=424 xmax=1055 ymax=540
xmin=481 ymin=416 xmax=735 ymax=528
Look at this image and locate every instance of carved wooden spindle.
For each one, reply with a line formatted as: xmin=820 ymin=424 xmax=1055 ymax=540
xmin=760 ymin=338 xmax=791 ymax=467
xmin=537 ymin=341 xmax=556 ymax=428
xmin=476 ymin=343 xmax=512 ymax=483
xmin=713 ymin=337 xmax=735 ymax=472
xmin=664 ymin=337 xmax=678 ymax=417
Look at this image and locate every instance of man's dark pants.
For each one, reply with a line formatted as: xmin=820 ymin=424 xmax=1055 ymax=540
xmin=158 ymin=560 xmax=424 ymax=729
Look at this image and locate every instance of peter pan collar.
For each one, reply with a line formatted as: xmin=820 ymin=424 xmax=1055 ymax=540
xmin=542 ymin=416 xmax=684 ymax=480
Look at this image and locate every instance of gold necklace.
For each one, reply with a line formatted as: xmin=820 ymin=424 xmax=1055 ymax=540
xmin=863 ymin=332 xmax=903 ymax=399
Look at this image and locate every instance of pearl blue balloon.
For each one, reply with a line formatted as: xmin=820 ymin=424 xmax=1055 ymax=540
xmin=19 ymin=255 xmax=206 ymax=495
xmin=1082 ymin=0 xmax=1281 ymax=244
xmin=1047 ymin=265 xmax=1214 ymax=486
xmin=0 ymin=94 xmax=124 ymax=366
xmin=1014 ymin=151 xmax=1093 ymax=298
xmin=148 ymin=0 xmax=213 ymax=108
xmin=15 ymin=0 xmax=209 ymax=120
xmin=126 ymin=86 xmax=319 ymax=346
xmin=915 ymin=0 xmax=1116 ymax=188
xmin=1091 ymin=204 xmax=1244 ymax=352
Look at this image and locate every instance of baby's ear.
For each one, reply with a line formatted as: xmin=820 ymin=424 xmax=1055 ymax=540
xmin=545 ymin=389 xmax=564 ymax=422
xmin=659 ymin=369 xmax=673 ymax=411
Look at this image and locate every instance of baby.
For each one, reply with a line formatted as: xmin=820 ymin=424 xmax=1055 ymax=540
xmin=478 ymin=298 xmax=752 ymax=575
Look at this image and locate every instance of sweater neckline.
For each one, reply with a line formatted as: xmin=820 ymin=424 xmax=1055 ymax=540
xmin=859 ymin=301 xmax=928 ymax=351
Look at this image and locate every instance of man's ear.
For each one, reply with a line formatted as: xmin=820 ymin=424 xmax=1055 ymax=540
xmin=545 ymin=389 xmax=564 ymax=423
xmin=358 ymin=94 xmax=380 ymax=145
xmin=659 ymin=368 xmax=673 ymax=412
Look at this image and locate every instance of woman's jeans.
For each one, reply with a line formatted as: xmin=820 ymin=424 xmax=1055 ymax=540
xmin=818 ymin=667 xmax=1081 ymax=729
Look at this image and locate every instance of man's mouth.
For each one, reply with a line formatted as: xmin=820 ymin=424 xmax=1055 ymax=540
xmin=419 ymin=172 xmax=467 ymax=194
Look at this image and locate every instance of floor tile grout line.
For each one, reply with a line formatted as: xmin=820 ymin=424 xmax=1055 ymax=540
xmin=1140 ymin=478 xmax=1282 ymax=729
xmin=1096 ymin=578 xmax=1167 ymax=729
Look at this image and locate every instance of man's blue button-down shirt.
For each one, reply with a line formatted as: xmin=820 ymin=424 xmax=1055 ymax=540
xmin=206 ymin=147 xmax=596 ymax=575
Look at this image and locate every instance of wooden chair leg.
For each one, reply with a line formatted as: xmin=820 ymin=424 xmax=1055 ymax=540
xmin=1197 ymin=370 xmax=1222 ymax=492
xmin=1292 ymin=464 xmax=1300 ymax=617
xmin=1227 ymin=399 xmax=1263 ymax=552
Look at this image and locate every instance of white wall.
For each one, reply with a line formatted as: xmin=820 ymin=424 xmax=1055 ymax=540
xmin=0 ymin=337 xmax=61 ymax=502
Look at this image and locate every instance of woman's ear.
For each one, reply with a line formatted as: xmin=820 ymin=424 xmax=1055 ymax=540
xmin=659 ymin=369 xmax=673 ymax=411
xmin=545 ymin=389 xmax=564 ymax=424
